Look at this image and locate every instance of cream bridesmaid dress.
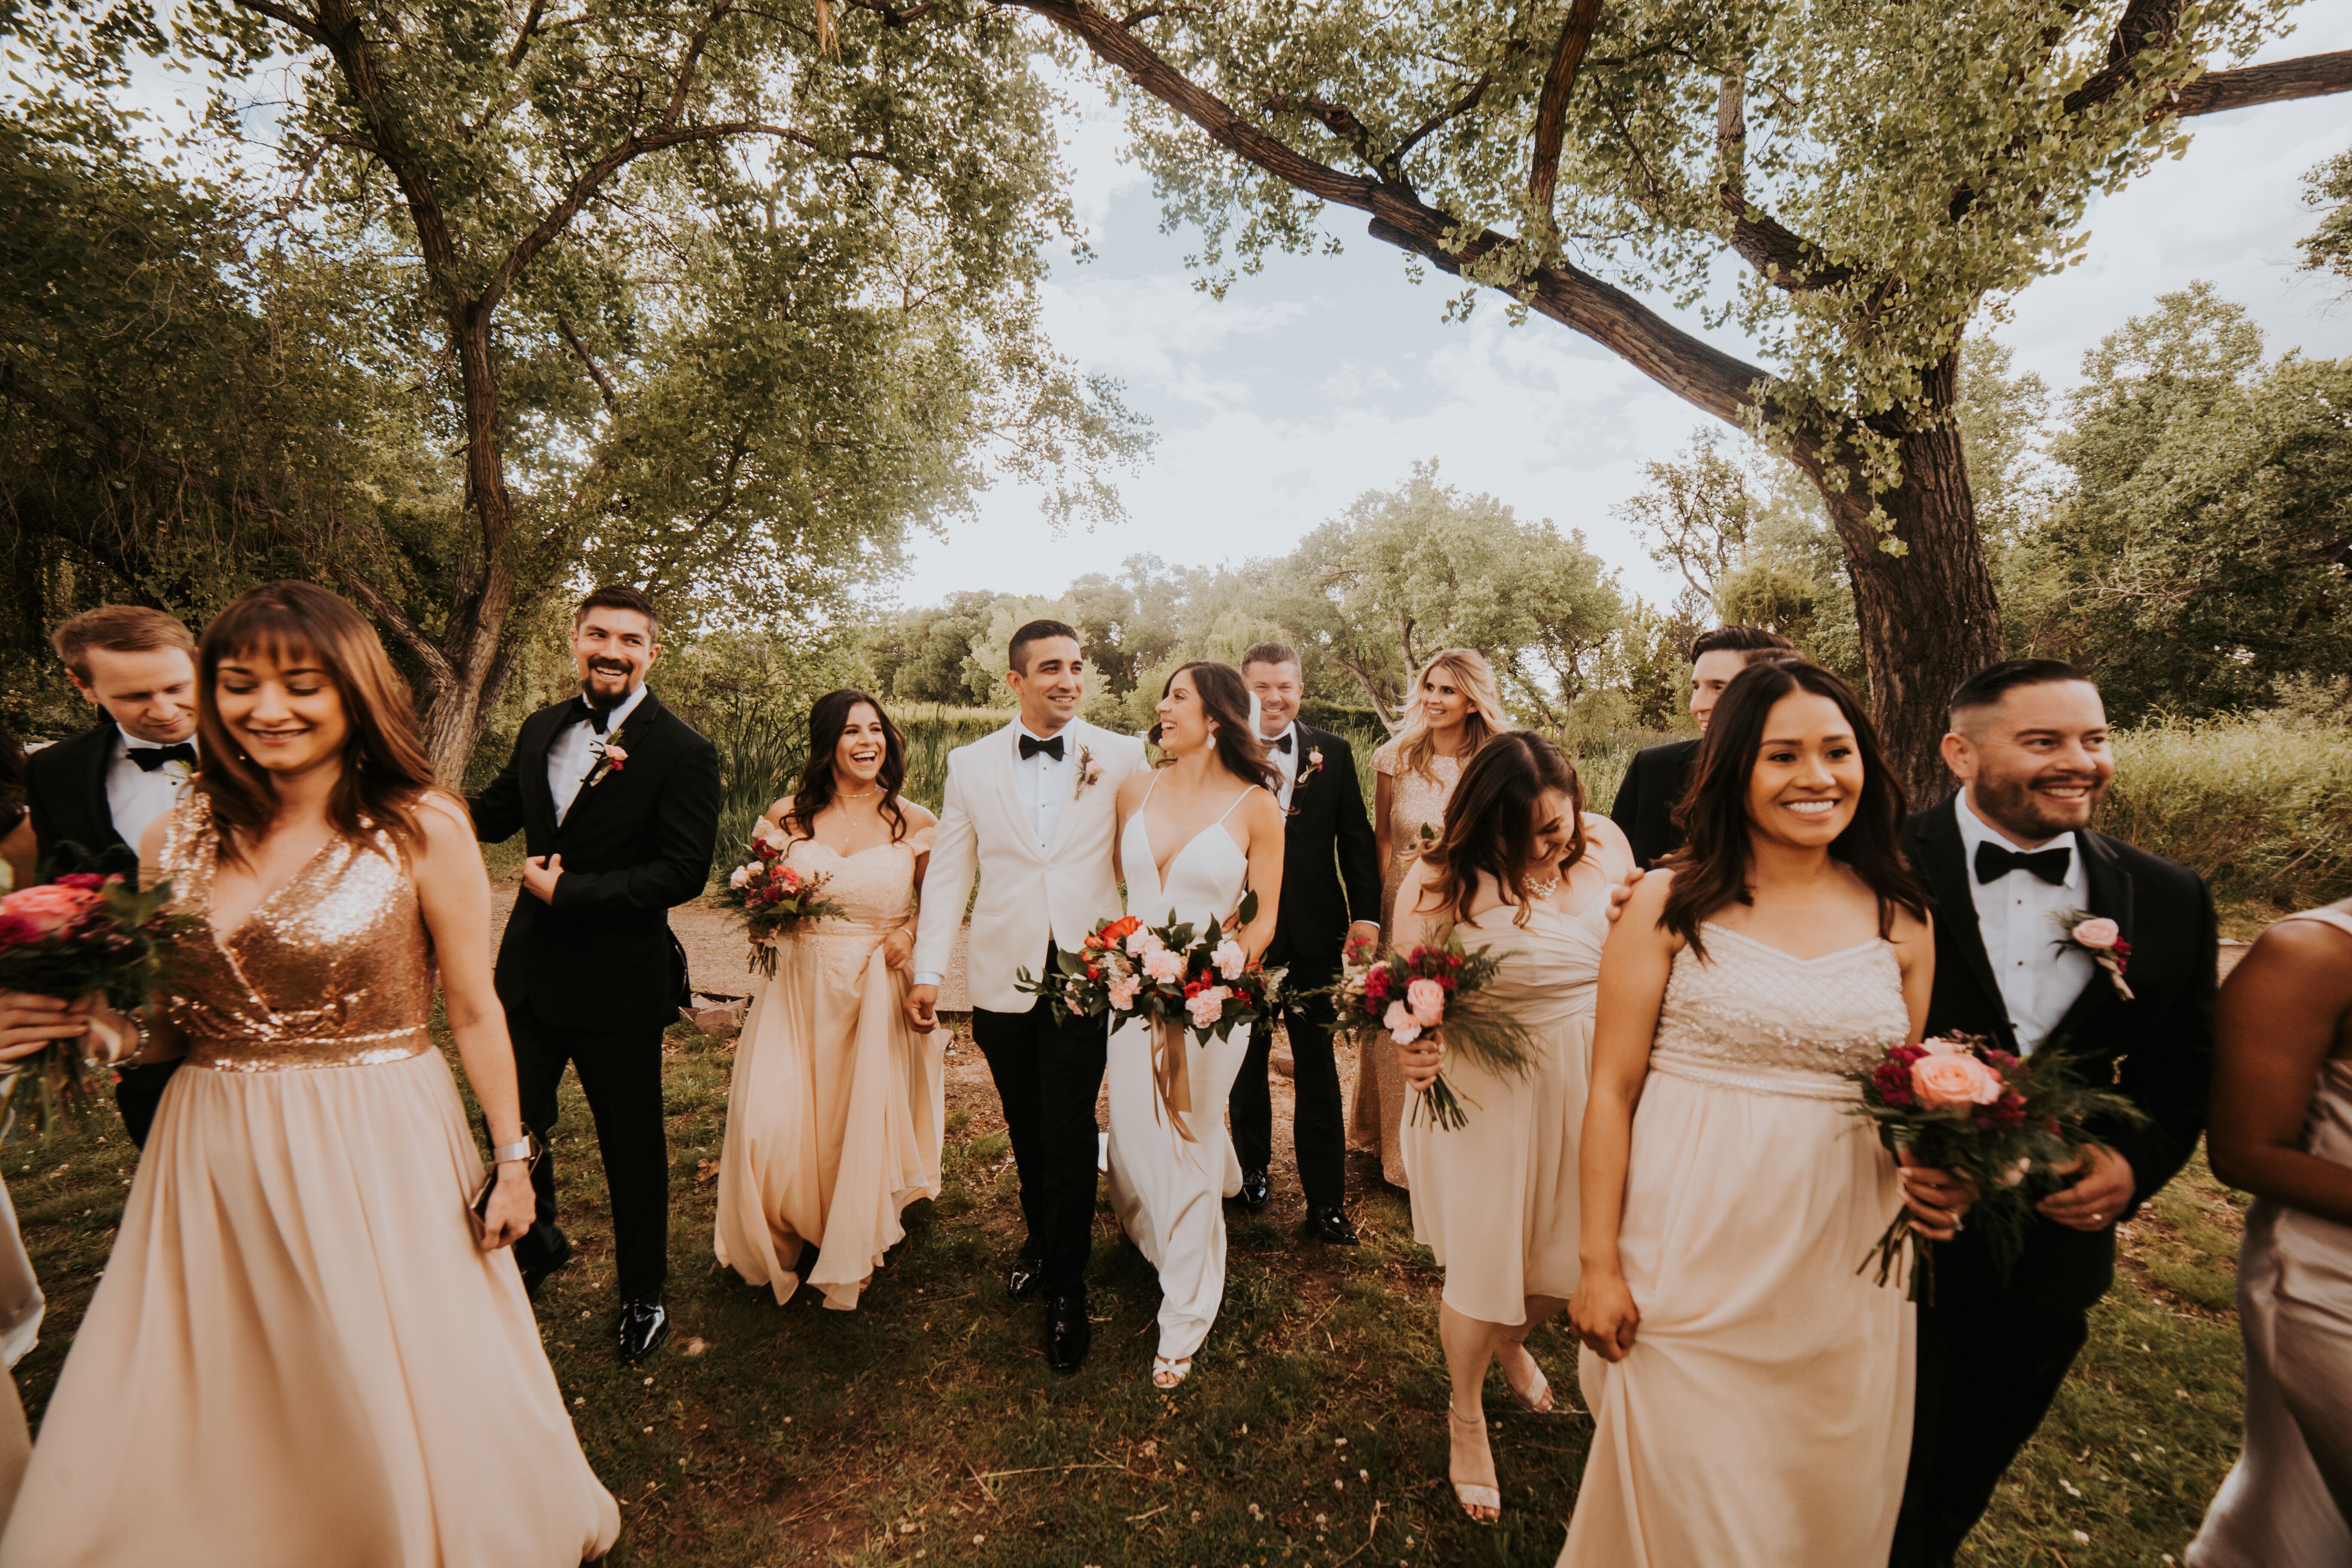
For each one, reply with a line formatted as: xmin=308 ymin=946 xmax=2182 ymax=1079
xmin=1352 ymin=739 xmax=1461 ymax=1188
xmin=1561 ymin=924 xmax=1914 ymax=1568
xmin=0 ymin=802 xmax=619 ymax=1568
xmin=1402 ymin=884 xmax=1607 ymax=1323
xmin=714 ymin=826 xmax=944 ymax=1310
xmin=2188 ymin=907 xmax=2352 ymax=1567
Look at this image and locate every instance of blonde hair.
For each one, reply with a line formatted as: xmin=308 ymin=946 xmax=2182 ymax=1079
xmin=1389 ymin=648 xmax=1507 ymax=780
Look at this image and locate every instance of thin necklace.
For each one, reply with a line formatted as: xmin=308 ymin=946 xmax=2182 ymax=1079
xmin=838 ymin=786 xmax=881 ymax=801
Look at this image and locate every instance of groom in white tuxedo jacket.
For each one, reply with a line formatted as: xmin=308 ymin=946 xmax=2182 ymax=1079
xmin=905 ymin=620 xmax=1147 ymax=1374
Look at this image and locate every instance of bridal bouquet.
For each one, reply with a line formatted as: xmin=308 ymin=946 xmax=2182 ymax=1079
xmin=0 ymin=872 xmax=199 ymax=1136
xmin=1847 ymin=1031 xmax=2144 ymax=1301
xmin=1017 ymin=899 xmax=1286 ymax=1140
xmin=1326 ymin=927 xmax=1534 ymax=1132
xmin=714 ymin=839 xmax=847 ymax=979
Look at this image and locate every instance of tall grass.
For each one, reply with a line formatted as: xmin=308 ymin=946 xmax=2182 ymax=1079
xmin=2104 ymin=718 xmax=2352 ymax=918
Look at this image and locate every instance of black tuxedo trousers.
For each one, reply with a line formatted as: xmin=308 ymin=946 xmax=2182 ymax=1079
xmin=969 ymin=942 xmax=1108 ymax=1297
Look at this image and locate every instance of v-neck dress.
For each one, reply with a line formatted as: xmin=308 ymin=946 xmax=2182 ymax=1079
xmin=0 ymin=801 xmax=619 ymax=1568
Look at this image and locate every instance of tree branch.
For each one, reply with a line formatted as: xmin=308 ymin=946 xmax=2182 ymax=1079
xmin=1390 ymin=50 xmax=1523 ymax=176
xmin=557 ymin=317 xmax=621 ymax=408
xmin=1013 ymin=0 xmax=1768 ymax=424
xmin=2174 ymin=49 xmax=2352 ymax=117
xmin=1528 ymin=0 xmax=1602 ymax=213
xmin=505 ymin=0 xmax=547 ymax=70
xmin=222 ymin=0 xmax=329 ymax=45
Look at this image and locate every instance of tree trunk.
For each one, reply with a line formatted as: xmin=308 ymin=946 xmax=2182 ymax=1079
xmin=1789 ymin=355 xmax=2003 ymax=805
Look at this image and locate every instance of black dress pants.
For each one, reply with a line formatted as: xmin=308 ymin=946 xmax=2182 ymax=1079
xmin=970 ymin=948 xmax=1109 ymax=1298
xmin=1890 ymin=1280 xmax=2094 ymax=1566
xmin=1231 ymin=959 xmax=1345 ymax=1211
xmin=114 ymin=1059 xmax=181 ymax=1149
xmin=507 ymin=1001 xmax=670 ymax=1304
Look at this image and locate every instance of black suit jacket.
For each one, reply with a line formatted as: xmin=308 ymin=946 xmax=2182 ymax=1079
xmin=469 ymin=690 xmax=722 ymax=1035
xmin=23 ymin=718 xmax=139 ymax=881
xmin=1902 ymin=795 xmax=2217 ymax=1312
xmin=1265 ymin=725 xmax=1381 ymax=982
xmin=1608 ymin=738 xmax=1700 ymax=870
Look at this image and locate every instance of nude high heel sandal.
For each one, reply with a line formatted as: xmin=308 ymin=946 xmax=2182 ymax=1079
xmin=1448 ymin=1408 xmax=1501 ymax=1523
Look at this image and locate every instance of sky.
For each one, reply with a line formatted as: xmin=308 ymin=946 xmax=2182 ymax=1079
xmin=895 ymin=15 xmax=2352 ymax=614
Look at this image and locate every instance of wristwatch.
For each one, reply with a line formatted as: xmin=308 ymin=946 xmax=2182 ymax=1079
xmin=490 ymin=1131 xmax=543 ymax=1167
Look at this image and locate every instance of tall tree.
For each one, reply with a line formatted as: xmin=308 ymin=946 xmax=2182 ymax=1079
xmin=4 ymin=0 xmax=1139 ymax=777
xmin=989 ymin=0 xmax=2352 ymax=795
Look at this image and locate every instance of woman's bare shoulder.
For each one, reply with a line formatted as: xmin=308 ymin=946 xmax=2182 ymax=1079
xmin=895 ymin=798 xmax=939 ymax=829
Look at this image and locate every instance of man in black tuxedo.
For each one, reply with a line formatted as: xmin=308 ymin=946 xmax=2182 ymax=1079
xmin=1608 ymin=625 xmax=1795 ymax=867
xmin=469 ymin=584 xmax=720 ymax=1363
xmin=1234 ymin=643 xmax=1383 ymax=1244
xmin=1891 ymin=660 xmax=2216 ymax=1567
xmin=21 ymin=606 xmax=202 ymax=1146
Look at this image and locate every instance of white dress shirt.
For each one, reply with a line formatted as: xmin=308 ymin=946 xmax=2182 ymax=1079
xmin=108 ymin=734 xmax=198 ymax=851
xmin=1012 ymin=721 xmax=1075 ymax=851
xmin=547 ymin=683 xmax=649 ymax=825
xmin=1262 ymin=722 xmax=1299 ymax=809
xmin=1954 ymin=788 xmax=2095 ymax=1055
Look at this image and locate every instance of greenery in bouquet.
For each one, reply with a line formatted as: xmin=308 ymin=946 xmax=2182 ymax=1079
xmin=1848 ymin=1031 xmax=2146 ymax=1302
xmin=0 ymin=873 xmax=201 ymax=1137
xmin=1326 ymin=926 xmax=1534 ymax=1131
xmin=1018 ymin=895 xmax=1285 ymax=1045
xmin=714 ymin=839 xmax=847 ymax=979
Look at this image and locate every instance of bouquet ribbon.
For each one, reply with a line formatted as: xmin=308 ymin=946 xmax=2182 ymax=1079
xmin=1151 ymin=1019 xmax=1199 ymax=1144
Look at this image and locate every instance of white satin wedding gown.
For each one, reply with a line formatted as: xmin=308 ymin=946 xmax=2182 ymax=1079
xmin=1107 ymin=781 xmax=1253 ymax=1371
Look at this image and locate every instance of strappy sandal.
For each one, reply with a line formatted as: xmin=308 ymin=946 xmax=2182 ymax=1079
xmin=1500 ymin=1343 xmax=1555 ymax=1413
xmin=1151 ymin=1356 xmax=1193 ymax=1390
xmin=1447 ymin=1408 xmax=1501 ymax=1523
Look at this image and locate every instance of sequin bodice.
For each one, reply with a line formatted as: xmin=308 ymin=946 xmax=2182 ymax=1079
xmin=1648 ymin=923 xmax=1909 ymax=1101
xmin=156 ymin=802 xmax=433 ymax=1072
xmin=1375 ymin=741 xmax=1460 ymax=933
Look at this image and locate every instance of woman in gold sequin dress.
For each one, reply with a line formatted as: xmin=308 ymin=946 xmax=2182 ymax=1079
xmin=714 ymin=689 xmax=943 ymax=1310
xmin=1352 ymin=648 xmax=1505 ymax=1189
xmin=0 ymin=584 xmax=617 ymax=1568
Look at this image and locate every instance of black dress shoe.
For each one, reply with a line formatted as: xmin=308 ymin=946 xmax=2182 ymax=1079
xmin=1236 ymin=1168 xmax=1271 ymax=1212
xmin=1006 ymin=1253 xmax=1043 ymax=1299
xmin=616 ymin=1298 xmax=670 ymax=1363
xmin=1043 ymin=1292 xmax=1090 ymax=1375
xmin=517 ymin=1225 xmax=574 ymax=1298
xmin=1308 ymin=1206 xmax=1360 ymax=1246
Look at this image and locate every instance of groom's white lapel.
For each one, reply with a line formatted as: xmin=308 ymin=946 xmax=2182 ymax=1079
xmin=988 ymin=720 xmax=1044 ymax=864
xmin=1042 ymin=720 xmax=1106 ymax=862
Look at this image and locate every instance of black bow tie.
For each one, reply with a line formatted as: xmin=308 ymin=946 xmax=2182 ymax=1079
xmin=1019 ymin=733 xmax=1065 ymax=763
xmin=1974 ymin=839 xmax=2072 ymax=887
xmin=1271 ymin=732 xmax=1293 ymax=754
xmin=570 ymin=696 xmax=618 ymax=736
xmin=126 ymin=742 xmax=196 ymax=773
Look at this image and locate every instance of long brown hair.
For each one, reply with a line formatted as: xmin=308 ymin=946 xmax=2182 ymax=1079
xmin=1413 ymin=730 xmax=1586 ymax=929
xmin=193 ymin=582 xmax=438 ymax=866
xmin=1149 ymin=661 xmax=1281 ymax=794
xmin=782 ymin=688 xmax=911 ymax=843
xmin=1659 ymin=659 xmax=1924 ymax=958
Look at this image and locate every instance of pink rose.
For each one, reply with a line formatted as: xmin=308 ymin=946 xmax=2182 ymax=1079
xmin=1142 ymin=947 xmax=1185 ymax=986
xmin=1406 ymin=977 xmax=1446 ymax=1029
xmin=1185 ymin=986 xmax=1228 ymax=1029
xmin=1107 ymin=975 xmax=1142 ymax=1012
xmin=1383 ymin=999 xmax=1422 ymax=1045
xmin=0 ymin=883 xmax=101 ymax=935
xmin=2071 ymin=917 xmax=2120 ymax=951
xmin=1911 ymin=1051 xmax=2003 ymax=1109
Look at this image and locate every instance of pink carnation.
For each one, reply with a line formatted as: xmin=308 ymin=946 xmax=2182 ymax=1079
xmin=1383 ymin=999 xmax=1422 ymax=1045
xmin=1185 ymin=986 xmax=1229 ymax=1029
xmin=1107 ymin=975 xmax=1141 ymax=1012
xmin=1142 ymin=947 xmax=1185 ymax=986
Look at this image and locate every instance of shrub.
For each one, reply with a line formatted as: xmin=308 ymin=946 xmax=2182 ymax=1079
xmin=2103 ymin=717 xmax=2352 ymax=915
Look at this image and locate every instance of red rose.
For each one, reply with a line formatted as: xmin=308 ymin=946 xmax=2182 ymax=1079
xmin=54 ymin=873 xmax=107 ymax=891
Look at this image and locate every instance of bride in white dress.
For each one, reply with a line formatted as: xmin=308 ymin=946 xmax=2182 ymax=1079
xmin=1106 ymin=661 xmax=1287 ymax=1389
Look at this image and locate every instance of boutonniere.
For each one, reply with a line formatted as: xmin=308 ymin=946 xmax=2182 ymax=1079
xmin=1299 ymin=745 xmax=1326 ymax=784
xmin=585 ymin=728 xmax=631 ymax=790
xmin=1072 ymin=745 xmax=1103 ymax=799
xmin=2054 ymin=910 xmax=2133 ymax=1001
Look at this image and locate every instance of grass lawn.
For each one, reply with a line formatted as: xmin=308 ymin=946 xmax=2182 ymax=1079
xmin=9 ymin=1021 xmax=2250 ymax=1568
